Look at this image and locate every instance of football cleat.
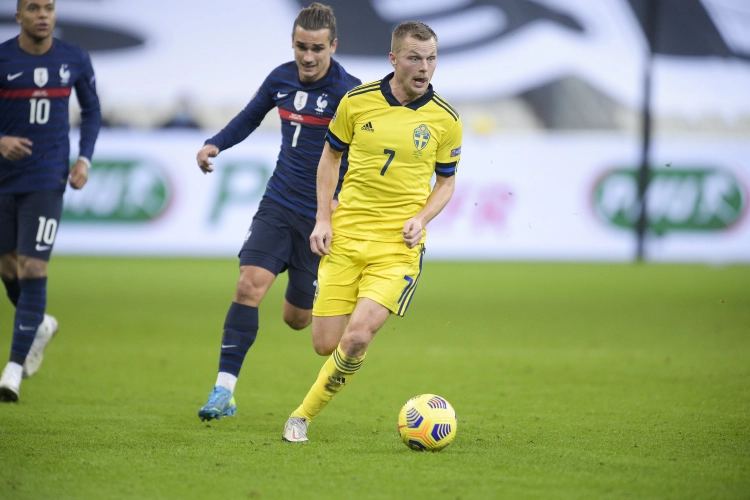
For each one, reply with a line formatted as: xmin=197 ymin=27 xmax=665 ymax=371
xmin=0 ymin=363 xmax=22 ymax=403
xmin=23 ymin=314 xmax=59 ymax=378
xmin=282 ymin=417 xmax=309 ymax=442
xmin=198 ymin=386 xmax=236 ymax=421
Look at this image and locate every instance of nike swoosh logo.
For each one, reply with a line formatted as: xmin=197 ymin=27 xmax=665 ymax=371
xmin=19 ymin=325 xmax=36 ymax=331
xmin=221 ymin=344 xmax=237 ymax=349
xmin=35 ymin=244 xmax=51 ymax=251
xmin=277 ymin=92 xmax=288 ymax=98
xmin=7 ymin=72 xmax=23 ymax=81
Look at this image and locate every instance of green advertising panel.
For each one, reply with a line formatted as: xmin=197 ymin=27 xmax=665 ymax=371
xmin=63 ymin=160 xmax=171 ymax=222
xmin=593 ymin=167 xmax=746 ymax=235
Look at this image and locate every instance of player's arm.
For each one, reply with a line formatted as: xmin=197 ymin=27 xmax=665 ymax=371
xmin=0 ymin=135 xmax=33 ymax=161
xmin=310 ymin=142 xmax=343 ymax=256
xmin=198 ymin=76 xmax=275 ymax=174
xmin=71 ymin=52 xmax=102 ymax=189
xmin=403 ymin=174 xmax=456 ymax=248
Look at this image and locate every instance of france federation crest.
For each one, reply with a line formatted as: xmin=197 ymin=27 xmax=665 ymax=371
xmin=294 ymin=91 xmax=308 ymax=111
xmin=34 ymin=67 xmax=49 ymax=87
xmin=413 ymin=124 xmax=431 ymax=151
xmin=59 ymin=64 xmax=71 ymax=86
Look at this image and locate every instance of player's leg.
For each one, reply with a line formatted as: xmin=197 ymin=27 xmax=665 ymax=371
xmin=0 ymin=252 xmax=20 ymax=306
xmin=282 ymin=235 xmax=366 ymax=441
xmin=284 ymin=299 xmax=389 ymax=442
xmin=0 ymin=191 xmax=62 ymax=402
xmin=0 ymin=196 xmax=20 ymax=305
xmin=199 ymin=198 xmax=291 ymax=421
xmin=283 ymin=239 xmax=424 ymax=441
xmin=198 ymin=264 xmax=274 ymax=421
xmin=282 ymin=215 xmax=322 ymax=337
xmin=310 ymin=315 xmax=348 ymax=356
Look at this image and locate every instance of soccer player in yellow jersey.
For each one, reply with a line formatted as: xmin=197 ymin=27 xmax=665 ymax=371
xmin=282 ymin=21 xmax=462 ymax=442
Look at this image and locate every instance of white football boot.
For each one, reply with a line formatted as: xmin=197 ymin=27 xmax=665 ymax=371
xmin=282 ymin=417 xmax=309 ymax=442
xmin=0 ymin=362 xmax=22 ymax=403
xmin=22 ymin=314 xmax=59 ymax=378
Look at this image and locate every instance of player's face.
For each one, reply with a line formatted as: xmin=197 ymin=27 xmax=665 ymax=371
xmin=292 ymin=26 xmax=338 ymax=83
xmin=389 ymin=37 xmax=437 ymax=102
xmin=16 ymin=0 xmax=56 ymax=42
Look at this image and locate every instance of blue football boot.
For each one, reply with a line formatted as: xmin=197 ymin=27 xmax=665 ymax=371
xmin=198 ymin=386 xmax=236 ymax=421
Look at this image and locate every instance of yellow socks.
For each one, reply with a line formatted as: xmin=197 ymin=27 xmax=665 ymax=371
xmin=291 ymin=345 xmax=365 ymax=421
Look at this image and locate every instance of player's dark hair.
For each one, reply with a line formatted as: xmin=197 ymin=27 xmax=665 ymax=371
xmin=293 ymin=3 xmax=337 ymax=43
xmin=17 ymin=0 xmax=52 ymax=11
xmin=391 ymin=21 xmax=438 ymax=53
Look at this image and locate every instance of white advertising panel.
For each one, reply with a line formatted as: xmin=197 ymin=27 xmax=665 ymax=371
xmin=57 ymin=131 xmax=750 ymax=262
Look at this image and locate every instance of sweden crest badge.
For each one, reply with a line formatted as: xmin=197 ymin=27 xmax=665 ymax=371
xmin=413 ymin=124 xmax=431 ymax=151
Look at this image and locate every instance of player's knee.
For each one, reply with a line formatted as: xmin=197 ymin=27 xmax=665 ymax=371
xmin=340 ymin=331 xmax=371 ymax=358
xmin=312 ymin=338 xmax=336 ymax=356
xmin=0 ymin=254 xmax=18 ymax=280
xmin=17 ymin=257 xmax=47 ymax=279
xmin=234 ymin=274 xmax=265 ymax=304
xmin=283 ymin=312 xmax=311 ymax=331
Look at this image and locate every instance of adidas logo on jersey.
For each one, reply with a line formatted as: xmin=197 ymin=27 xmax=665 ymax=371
xmin=361 ymin=121 xmax=374 ymax=132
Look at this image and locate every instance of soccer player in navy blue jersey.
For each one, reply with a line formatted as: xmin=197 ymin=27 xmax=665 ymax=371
xmin=195 ymin=3 xmax=360 ymax=421
xmin=0 ymin=0 xmax=101 ymax=402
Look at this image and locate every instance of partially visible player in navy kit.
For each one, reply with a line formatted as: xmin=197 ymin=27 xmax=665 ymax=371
xmin=195 ymin=3 xmax=360 ymax=421
xmin=0 ymin=0 xmax=101 ymax=402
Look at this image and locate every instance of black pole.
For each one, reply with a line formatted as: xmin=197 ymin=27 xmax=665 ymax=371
xmin=636 ymin=0 xmax=660 ymax=261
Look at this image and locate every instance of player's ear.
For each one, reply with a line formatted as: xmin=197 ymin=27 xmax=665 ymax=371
xmin=330 ymin=38 xmax=338 ymax=54
xmin=389 ymin=52 xmax=397 ymax=68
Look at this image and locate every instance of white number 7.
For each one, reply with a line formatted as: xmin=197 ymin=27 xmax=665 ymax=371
xmin=291 ymin=121 xmax=301 ymax=148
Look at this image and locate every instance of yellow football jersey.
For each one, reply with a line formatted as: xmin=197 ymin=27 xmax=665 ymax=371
xmin=326 ymin=73 xmax=462 ymax=243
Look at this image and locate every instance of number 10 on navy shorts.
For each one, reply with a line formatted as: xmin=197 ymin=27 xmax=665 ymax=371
xmin=0 ymin=190 xmax=64 ymax=261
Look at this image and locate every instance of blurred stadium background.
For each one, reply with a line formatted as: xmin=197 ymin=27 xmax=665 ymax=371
xmin=1 ymin=0 xmax=748 ymax=262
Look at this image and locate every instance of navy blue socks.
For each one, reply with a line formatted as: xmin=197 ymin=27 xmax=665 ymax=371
xmin=218 ymin=302 xmax=258 ymax=378
xmin=10 ymin=277 xmax=46 ymax=364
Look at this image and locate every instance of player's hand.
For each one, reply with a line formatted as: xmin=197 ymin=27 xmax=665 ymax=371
xmin=402 ymin=218 xmax=424 ymax=248
xmin=0 ymin=136 xmax=33 ymax=161
xmin=196 ymin=144 xmax=219 ymax=174
xmin=310 ymin=220 xmax=333 ymax=256
xmin=68 ymin=159 xmax=89 ymax=189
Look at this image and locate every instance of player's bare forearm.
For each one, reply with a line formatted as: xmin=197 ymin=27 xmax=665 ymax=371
xmin=315 ymin=143 xmax=342 ymax=222
xmin=416 ymin=174 xmax=455 ymax=227
xmin=403 ymin=174 xmax=456 ymax=248
xmin=68 ymin=159 xmax=90 ymax=189
xmin=311 ymin=143 xmax=343 ymax=256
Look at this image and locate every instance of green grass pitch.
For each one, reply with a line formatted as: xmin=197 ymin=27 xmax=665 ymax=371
xmin=1 ymin=258 xmax=748 ymax=499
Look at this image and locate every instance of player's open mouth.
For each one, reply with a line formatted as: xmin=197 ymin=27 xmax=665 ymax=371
xmin=413 ymin=78 xmax=427 ymax=87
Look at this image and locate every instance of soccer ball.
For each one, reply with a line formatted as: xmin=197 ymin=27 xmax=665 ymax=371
xmin=397 ymin=394 xmax=457 ymax=451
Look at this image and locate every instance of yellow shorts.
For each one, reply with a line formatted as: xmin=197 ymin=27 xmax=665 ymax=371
xmin=313 ymin=234 xmax=425 ymax=317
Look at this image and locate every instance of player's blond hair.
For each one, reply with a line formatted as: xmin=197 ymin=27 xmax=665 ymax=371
xmin=293 ymin=3 xmax=337 ymax=43
xmin=391 ymin=21 xmax=437 ymax=54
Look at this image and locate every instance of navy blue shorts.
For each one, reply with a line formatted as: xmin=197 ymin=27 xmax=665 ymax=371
xmin=0 ymin=190 xmax=64 ymax=261
xmin=239 ymin=196 xmax=320 ymax=310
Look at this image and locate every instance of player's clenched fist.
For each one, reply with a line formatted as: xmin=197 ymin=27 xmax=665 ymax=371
xmin=402 ymin=218 xmax=424 ymax=248
xmin=310 ymin=220 xmax=333 ymax=256
xmin=196 ymin=144 xmax=219 ymax=174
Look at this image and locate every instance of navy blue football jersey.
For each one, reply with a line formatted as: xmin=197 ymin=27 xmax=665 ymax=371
xmin=0 ymin=36 xmax=101 ymax=194
xmin=205 ymin=58 xmax=360 ymax=219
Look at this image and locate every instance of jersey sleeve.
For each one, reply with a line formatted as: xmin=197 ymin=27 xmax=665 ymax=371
xmin=75 ymin=50 xmax=101 ymax=161
xmin=435 ymin=117 xmax=462 ymax=178
xmin=205 ymin=74 xmax=275 ymax=151
xmin=325 ymin=93 xmax=354 ymax=152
